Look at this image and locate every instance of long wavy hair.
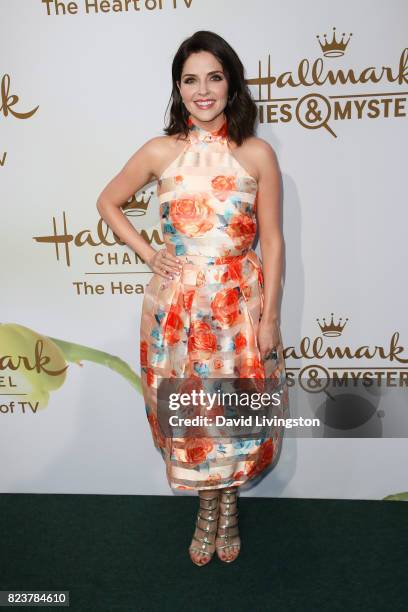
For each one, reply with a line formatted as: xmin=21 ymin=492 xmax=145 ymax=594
xmin=163 ymin=31 xmax=258 ymax=146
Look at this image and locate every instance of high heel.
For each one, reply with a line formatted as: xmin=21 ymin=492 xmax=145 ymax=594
xmin=216 ymin=486 xmax=241 ymax=563
xmin=189 ymin=491 xmax=220 ymax=566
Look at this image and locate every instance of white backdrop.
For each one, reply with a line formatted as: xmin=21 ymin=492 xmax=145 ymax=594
xmin=1 ymin=0 xmax=408 ymax=499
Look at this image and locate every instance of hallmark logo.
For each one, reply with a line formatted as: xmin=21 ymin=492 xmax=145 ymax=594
xmin=33 ymin=189 xmax=158 ymax=267
xmin=316 ymin=26 xmax=352 ymax=57
xmin=286 ymin=314 xmax=408 ymax=390
xmin=316 ymin=312 xmax=348 ymax=337
xmin=0 ymin=73 xmax=40 ymax=167
xmin=246 ymin=28 xmax=408 ymax=137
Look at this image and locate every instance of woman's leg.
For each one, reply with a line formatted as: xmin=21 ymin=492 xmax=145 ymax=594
xmin=189 ymin=488 xmax=220 ymax=566
xmin=215 ymin=486 xmax=241 ymax=562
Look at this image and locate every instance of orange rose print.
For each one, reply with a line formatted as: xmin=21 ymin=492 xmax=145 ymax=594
xmin=178 ymin=374 xmax=205 ymax=397
xmin=211 ymin=287 xmax=240 ymax=327
xmin=164 ymin=308 xmax=184 ymax=346
xmin=183 ymin=289 xmax=196 ymax=312
xmin=170 ymin=194 xmax=214 ymax=237
xmin=211 ymin=175 xmax=237 ymax=201
xmin=185 ymin=437 xmax=214 ymax=466
xmin=174 ymin=375 xmax=206 ymax=415
xmin=225 ymin=213 xmax=257 ymax=250
xmin=245 ymin=439 xmax=275 ymax=479
xmin=234 ymin=331 xmax=247 ymax=354
xmin=188 ymin=320 xmax=217 ymax=358
xmin=212 ymin=175 xmax=236 ymax=191
xmin=220 ymin=259 xmax=243 ymax=284
xmin=201 ymin=474 xmax=223 ymax=487
xmin=146 ymin=367 xmax=155 ymax=386
xmin=140 ymin=340 xmax=148 ymax=367
xmin=239 ymin=355 xmax=265 ymax=378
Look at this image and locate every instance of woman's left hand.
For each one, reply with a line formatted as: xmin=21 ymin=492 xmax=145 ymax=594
xmin=257 ymin=318 xmax=280 ymax=361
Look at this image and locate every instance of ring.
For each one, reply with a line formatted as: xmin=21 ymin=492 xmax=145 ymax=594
xmin=265 ymin=348 xmax=277 ymax=360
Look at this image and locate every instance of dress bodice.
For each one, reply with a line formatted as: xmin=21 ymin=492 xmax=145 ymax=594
xmin=157 ymin=114 xmax=258 ymax=259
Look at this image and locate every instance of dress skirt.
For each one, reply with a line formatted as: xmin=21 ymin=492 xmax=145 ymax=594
xmin=140 ymin=248 xmax=289 ymax=491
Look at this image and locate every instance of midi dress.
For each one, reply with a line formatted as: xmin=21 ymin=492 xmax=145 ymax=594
xmin=140 ymin=114 xmax=289 ymax=491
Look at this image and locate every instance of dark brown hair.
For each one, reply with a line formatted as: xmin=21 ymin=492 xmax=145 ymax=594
xmin=163 ymin=30 xmax=258 ymax=146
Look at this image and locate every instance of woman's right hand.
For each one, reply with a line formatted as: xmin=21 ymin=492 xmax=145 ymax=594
xmin=146 ymin=248 xmax=183 ymax=280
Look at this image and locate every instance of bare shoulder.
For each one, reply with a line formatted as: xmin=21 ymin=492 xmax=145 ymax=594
xmin=230 ymin=136 xmax=278 ymax=183
xmin=245 ymin=136 xmax=277 ymax=161
xmin=138 ymin=133 xmax=188 ymax=179
xmin=245 ymin=136 xmax=279 ymax=180
xmin=145 ymin=133 xmax=187 ymax=149
xmin=141 ymin=134 xmax=180 ymax=156
xmin=96 ymin=132 xmax=189 ymax=205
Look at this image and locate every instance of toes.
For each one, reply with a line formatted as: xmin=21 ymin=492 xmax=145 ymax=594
xmin=198 ymin=554 xmax=210 ymax=565
xmin=218 ymin=543 xmax=240 ymax=561
xmin=189 ymin=549 xmax=211 ymax=565
xmin=230 ymin=544 xmax=240 ymax=559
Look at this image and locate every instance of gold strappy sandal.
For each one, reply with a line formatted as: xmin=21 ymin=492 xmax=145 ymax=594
xmin=189 ymin=491 xmax=220 ymax=566
xmin=215 ymin=486 xmax=241 ymax=562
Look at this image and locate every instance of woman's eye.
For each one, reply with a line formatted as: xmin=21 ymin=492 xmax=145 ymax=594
xmin=183 ymin=75 xmax=223 ymax=84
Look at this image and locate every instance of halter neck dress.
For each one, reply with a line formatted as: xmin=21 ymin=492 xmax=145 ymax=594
xmin=140 ymin=114 xmax=288 ymax=491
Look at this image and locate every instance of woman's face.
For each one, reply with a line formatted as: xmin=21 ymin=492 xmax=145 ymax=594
xmin=177 ymin=51 xmax=229 ymax=125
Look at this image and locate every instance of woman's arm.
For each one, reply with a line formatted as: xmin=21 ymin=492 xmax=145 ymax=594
xmin=96 ymin=137 xmax=164 ymax=263
xmin=96 ymin=137 xmax=184 ymax=283
xmin=254 ymin=139 xmax=284 ymax=327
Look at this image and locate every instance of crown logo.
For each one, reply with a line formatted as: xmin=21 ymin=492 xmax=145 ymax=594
xmin=316 ymin=26 xmax=352 ymax=57
xmin=122 ymin=190 xmax=153 ymax=217
xmin=316 ymin=312 xmax=349 ymax=337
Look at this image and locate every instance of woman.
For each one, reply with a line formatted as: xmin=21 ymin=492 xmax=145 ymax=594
xmin=96 ymin=30 xmax=288 ymax=566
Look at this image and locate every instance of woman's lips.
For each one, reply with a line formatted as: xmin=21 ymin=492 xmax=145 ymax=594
xmin=194 ymin=100 xmax=216 ymax=109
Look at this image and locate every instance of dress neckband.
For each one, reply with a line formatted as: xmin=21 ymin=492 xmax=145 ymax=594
xmin=187 ymin=114 xmax=228 ymax=143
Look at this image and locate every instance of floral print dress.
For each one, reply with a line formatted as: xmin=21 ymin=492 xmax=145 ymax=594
xmin=140 ymin=114 xmax=288 ymax=491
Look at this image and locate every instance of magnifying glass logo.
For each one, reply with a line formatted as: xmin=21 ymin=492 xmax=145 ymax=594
xmin=295 ymin=93 xmax=337 ymax=138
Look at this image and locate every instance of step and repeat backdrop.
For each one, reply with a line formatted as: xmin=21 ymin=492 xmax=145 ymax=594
xmin=1 ymin=0 xmax=408 ymax=499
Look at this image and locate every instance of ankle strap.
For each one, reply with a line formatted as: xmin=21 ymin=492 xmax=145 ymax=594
xmin=199 ymin=498 xmax=219 ymax=510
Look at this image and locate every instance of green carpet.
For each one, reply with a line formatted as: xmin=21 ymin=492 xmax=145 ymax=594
xmin=0 ymin=494 xmax=406 ymax=611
